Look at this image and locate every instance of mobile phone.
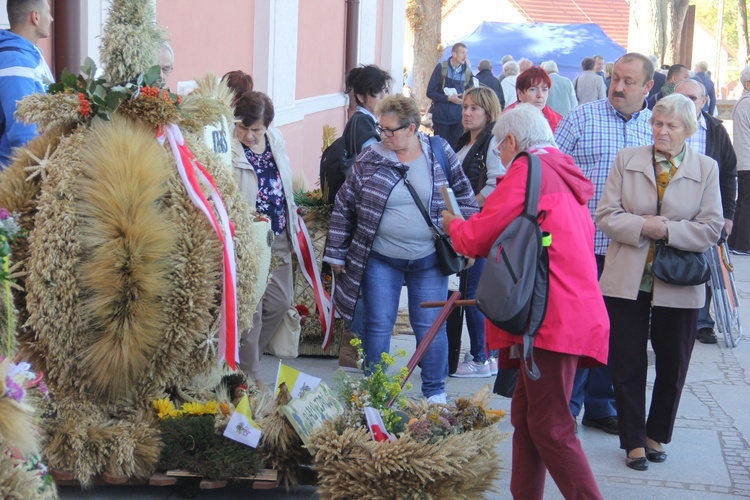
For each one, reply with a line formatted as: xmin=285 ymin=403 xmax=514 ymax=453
xmin=441 ymin=185 xmax=464 ymax=219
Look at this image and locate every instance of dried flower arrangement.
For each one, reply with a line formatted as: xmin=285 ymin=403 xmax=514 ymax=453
xmin=311 ymin=341 xmax=507 ymax=499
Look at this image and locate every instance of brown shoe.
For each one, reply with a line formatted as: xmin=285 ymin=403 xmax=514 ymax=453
xmin=338 ymin=329 xmax=361 ymax=372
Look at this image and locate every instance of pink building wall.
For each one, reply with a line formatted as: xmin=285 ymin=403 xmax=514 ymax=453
xmin=295 ymin=0 xmax=346 ymax=100
xmin=156 ymin=0 xmax=255 ymax=91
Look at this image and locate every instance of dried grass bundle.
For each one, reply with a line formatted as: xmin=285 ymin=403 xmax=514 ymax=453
xmin=259 ymin=384 xmax=312 ymax=488
xmin=178 ymin=73 xmax=235 ymax=133
xmin=0 ymin=383 xmax=38 ymax=456
xmin=24 ymin=127 xmax=91 ymax=398
xmin=0 ymin=450 xmax=57 ymax=499
xmin=75 ymin=116 xmax=176 ymax=401
xmin=313 ymin=420 xmax=504 ymax=499
xmin=0 ymin=130 xmax=65 ymax=368
xmin=16 ymin=92 xmax=81 ymax=131
xmin=100 ymin=0 xmax=164 ymax=84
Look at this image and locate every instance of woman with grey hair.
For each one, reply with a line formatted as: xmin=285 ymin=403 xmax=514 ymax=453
xmin=443 ymin=104 xmax=608 ymax=498
xmin=596 ymin=93 xmax=723 ymax=471
xmin=324 ymin=94 xmax=479 ymax=404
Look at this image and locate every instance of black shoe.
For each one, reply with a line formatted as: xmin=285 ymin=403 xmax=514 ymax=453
xmin=582 ymin=415 xmax=619 ymax=435
xmin=697 ymin=328 xmax=718 ymax=344
xmin=626 ymin=452 xmax=649 ymax=471
xmin=730 ymin=248 xmax=750 ymax=256
xmin=645 ymin=447 xmax=667 ymax=463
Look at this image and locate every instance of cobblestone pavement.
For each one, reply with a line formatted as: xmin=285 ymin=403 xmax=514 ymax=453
xmin=60 ymin=254 xmax=750 ymax=499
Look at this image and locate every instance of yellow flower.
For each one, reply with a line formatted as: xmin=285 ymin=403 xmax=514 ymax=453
xmin=168 ymin=409 xmax=183 ymax=418
xmin=152 ymin=398 xmax=175 ymax=420
xmin=203 ymin=401 xmax=219 ymax=415
xmin=380 ymin=352 xmax=395 ymax=366
xmin=350 ymin=337 xmax=362 ymax=348
xmin=181 ymin=402 xmax=206 ymax=415
xmin=395 ymin=348 xmax=408 ymax=358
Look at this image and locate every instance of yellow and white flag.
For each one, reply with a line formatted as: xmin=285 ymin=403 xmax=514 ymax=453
xmin=275 ymin=361 xmax=321 ymax=399
xmin=223 ymin=395 xmax=262 ymax=448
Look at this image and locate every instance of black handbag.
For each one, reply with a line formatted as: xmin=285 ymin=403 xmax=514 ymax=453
xmin=652 ymin=241 xmax=710 ymax=286
xmin=650 ymin=148 xmax=711 ymax=287
xmin=401 ymin=136 xmax=466 ymax=276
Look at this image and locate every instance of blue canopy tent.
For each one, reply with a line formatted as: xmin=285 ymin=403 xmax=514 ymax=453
xmin=443 ymin=21 xmax=626 ymax=81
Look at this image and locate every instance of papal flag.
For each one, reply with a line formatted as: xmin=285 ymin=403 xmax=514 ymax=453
xmin=275 ymin=361 xmax=321 ymax=398
xmin=223 ymin=395 xmax=262 ymax=448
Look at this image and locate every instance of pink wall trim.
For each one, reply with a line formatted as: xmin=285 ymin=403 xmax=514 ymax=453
xmin=278 ymin=106 xmax=347 ymax=187
xmin=295 ymin=0 xmax=346 ymax=100
xmin=156 ymin=0 xmax=254 ymax=90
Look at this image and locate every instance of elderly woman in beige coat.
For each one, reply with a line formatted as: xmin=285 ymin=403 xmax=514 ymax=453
xmin=596 ymin=93 xmax=723 ymax=472
xmin=231 ymin=91 xmax=299 ymax=386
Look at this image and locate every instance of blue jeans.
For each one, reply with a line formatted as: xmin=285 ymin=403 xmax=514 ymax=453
xmin=361 ymin=251 xmax=449 ymax=398
xmin=347 ymin=298 xmax=364 ymax=336
xmin=462 ymin=257 xmax=487 ymax=362
xmin=697 ymin=284 xmax=715 ymax=330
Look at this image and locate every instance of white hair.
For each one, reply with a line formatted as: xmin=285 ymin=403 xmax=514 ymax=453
xmin=161 ymin=42 xmax=174 ymax=61
xmin=651 ymin=93 xmax=698 ymax=135
xmin=503 ymin=61 xmax=520 ymax=76
xmin=541 ymin=60 xmax=558 ymax=74
xmin=741 ymin=65 xmax=750 ymax=85
xmin=493 ymin=104 xmax=556 ymax=152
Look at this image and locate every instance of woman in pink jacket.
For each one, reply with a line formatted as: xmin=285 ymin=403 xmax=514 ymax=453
xmin=443 ymin=104 xmax=609 ymax=500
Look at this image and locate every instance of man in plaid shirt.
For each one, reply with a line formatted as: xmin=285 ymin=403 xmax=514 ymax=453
xmin=555 ymin=52 xmax=655 ymax=435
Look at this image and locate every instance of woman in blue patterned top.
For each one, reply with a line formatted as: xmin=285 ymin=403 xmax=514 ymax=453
xmin=232 ymin=91 xmax=298 ymax=386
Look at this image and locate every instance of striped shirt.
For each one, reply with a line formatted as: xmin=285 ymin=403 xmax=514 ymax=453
xmin=555 ymin=98 xmax=653 ymax=254
xmin=686 ymin=113 xmax=708 ymax=155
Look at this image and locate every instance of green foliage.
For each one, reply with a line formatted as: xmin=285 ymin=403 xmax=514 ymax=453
xmin=47 ymin=57 xmax=179 ymax=121
xmin=693 ymin=0 xmax=739 ymax=51
xmin=157 ymin=414 xmax=263 ymax=480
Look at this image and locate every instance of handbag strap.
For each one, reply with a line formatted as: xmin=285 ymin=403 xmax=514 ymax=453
xmin=401 ymin=167 xmax=440 ymax=236
xmin=514 ymin=151 xmax=542 ymax=217
xmin=429 ymin=135 xmax=452 ymax=186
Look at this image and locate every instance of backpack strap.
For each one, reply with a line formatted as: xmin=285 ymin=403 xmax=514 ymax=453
xmin=429 ymin=135 xmax=452 ymax=186
xmin=440 ymin=61 xmax=448 ymax=90
xmin=514 ymin=151 xmax=544 ymax=381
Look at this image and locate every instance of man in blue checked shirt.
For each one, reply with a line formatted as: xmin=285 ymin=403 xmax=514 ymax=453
xmin=555 ymin=52 xmax=655 ymax=436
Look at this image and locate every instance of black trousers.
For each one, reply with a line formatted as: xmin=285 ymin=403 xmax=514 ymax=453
xmin=605 ymin=292 xmax=698 ymax=451
xmin=729 ymin=170 xmax=750 ymax=251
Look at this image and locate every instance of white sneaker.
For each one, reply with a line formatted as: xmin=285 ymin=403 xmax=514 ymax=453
xmin=489 ymin=357 xmax=498 ymax=376
xmin=451 ymin=360 xmax=492 ymax=378
xmin=426 ymin=392 xmax=447 ymax=405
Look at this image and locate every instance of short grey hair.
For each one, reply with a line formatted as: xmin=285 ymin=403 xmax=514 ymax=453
xmin=503 ymin=61 xmax=520 ymax=76
xmin=675 ymin=78 xmax=706 ymax=97
xmin=478 ymin=59 xmax=492 ymax=71
xmin=541 ymin=60 xmax=558 ymax=74
xmin=493 ymin=103 xmax=556 ymax=153
xmin=501 ymin=54 xmax=515 ymax=65
xmin=651 ymin=93 xmax=698 ymax=135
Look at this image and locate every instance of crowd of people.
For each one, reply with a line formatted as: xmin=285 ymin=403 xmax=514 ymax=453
xmin=0 ymin=1 xmax=746 ymax=497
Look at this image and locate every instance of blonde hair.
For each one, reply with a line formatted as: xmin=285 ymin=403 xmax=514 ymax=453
xmin=375 ymin=94 xmax=421 ymax=129
xmin=462 ymin=86 xmax=501 ymax=124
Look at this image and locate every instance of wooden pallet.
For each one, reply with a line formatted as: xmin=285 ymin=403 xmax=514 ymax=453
xmin=51 ymin=467 xmax=280 ymax=490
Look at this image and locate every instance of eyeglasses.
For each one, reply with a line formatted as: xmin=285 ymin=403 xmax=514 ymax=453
xmin=492 ymin=137 xmax=507 ymax=159
xmin=376 ymin=123 xmax=408 ymax=137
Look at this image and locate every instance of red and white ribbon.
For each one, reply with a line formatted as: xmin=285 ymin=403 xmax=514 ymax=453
xmin=294 ymin=216 xmax=337 ymax=350
xmin=158 ymin=124 xmax=239 ymax=369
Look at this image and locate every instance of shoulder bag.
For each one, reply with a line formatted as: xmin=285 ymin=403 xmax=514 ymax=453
xmin=401 ymin=136 xmax=466 ymax=276
xmin=650 ymin=148 xmax=711 ymax=286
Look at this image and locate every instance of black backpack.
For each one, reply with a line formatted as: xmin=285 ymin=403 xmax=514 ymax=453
xmin=320 ymin=113 xmax=379 ymax=204
xmin=475 ymin=152 xmax=549 ymax=381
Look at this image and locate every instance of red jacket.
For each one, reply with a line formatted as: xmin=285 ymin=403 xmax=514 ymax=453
xmin=449 ymin=147 xmax=609 ymax=367
xmin=503 ymin=102 xmax=562 ymax=132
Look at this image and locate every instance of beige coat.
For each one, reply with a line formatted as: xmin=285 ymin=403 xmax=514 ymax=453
xmin=232 ymin=127 xmax=299 ymax=253
xmin=596 ymin=145 xmax=723 ymax=308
